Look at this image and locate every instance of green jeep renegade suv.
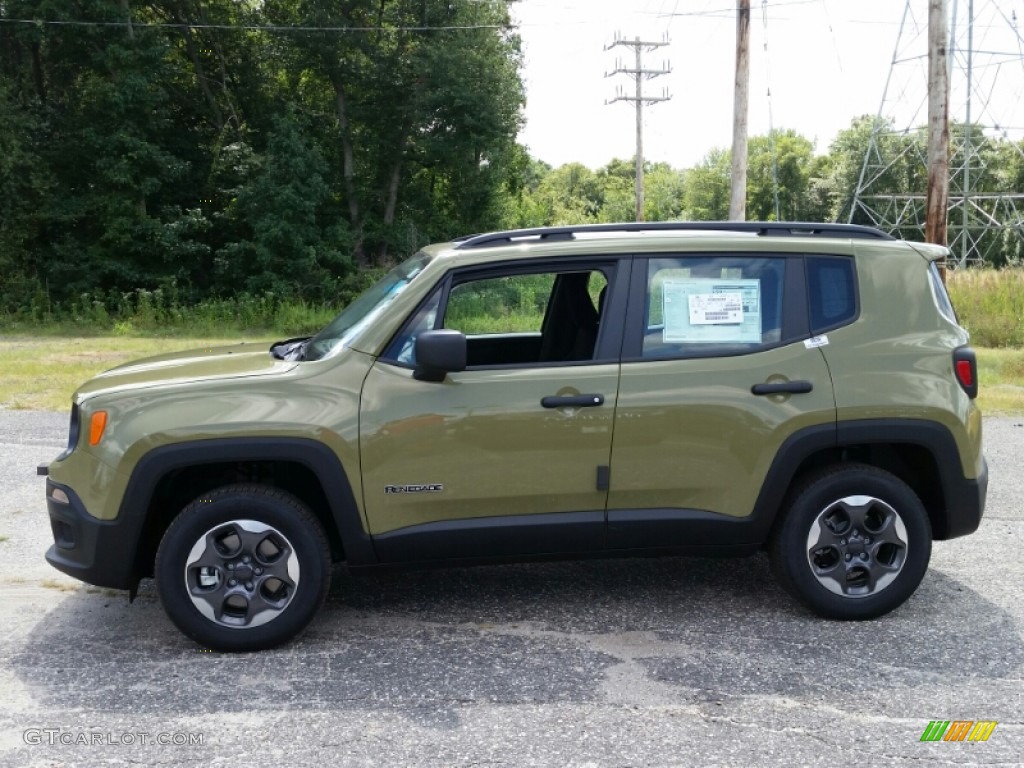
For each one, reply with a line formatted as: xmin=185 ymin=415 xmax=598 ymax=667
xmin=39 ymin=222 xmax=988 ymax=651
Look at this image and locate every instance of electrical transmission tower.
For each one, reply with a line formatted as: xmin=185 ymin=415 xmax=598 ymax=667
xmin=849 ymin=0 xmax=1024 ymax=267
xmin=605 ymin=34 xmax=672 ymax=222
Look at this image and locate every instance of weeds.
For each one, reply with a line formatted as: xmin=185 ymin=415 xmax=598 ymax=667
xmin=947 ymin=269 xmax=1024 ymax=347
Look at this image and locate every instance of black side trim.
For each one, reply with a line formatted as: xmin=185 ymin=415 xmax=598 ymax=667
xmin=372 ymin=511 xmax=605 ymax=562
xmin=120 ymin=438 xmax=377 ymax=568
xmin=607 ymin=508 xmax=768 ymax=550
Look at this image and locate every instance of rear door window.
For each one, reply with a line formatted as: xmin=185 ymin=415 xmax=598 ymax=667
xmin=638 ymin=256 xmax=787 ymax=358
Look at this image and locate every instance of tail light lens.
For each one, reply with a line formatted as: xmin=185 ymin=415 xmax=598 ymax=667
xmin=953 ymin=347 xmax=978 ymax=399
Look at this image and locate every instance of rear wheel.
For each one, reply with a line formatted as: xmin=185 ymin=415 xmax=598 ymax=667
xmin=769 ymin=464 xmax=931 ymax=619
xmin=155 ymin=484 xmax=331 ymax=651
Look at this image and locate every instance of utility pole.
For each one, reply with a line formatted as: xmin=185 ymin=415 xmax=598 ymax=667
xmin=925 ymin=0 xmax=950 ymax=250
xmin=729 ymin=0 xmax=751 ymax=221
xmin=606 ymin=34 xmax=671 ymax=222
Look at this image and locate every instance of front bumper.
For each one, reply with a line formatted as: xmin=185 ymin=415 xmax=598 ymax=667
xmin=44 ymin=479 xmax=141 ymax=591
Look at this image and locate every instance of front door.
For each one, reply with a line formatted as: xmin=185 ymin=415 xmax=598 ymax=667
xmin=359 ymin=260 xmax=627 ymax=562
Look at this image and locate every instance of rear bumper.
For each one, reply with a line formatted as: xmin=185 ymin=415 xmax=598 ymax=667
xmin=939 ymin=456 xmax=988 ymax=540
xmin=44 ymin=479 xmax=140 ymax=591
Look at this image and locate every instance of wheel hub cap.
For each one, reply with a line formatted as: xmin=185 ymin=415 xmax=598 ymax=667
xmin=806 ymin=495 xmax=908 ymax=598
xmin=184 ymin=520 xmax=300 ymax=629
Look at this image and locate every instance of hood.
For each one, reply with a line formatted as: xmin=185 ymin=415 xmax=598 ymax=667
xmin=74 ymin=343 xmax=299 ymax=401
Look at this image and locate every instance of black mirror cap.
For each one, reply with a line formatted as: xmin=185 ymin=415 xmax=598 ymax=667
xmin=414 ymin=329 xmax=467 ymax=381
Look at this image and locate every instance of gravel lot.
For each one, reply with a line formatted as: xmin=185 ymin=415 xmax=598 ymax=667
xmin=0 ymin=410 xmax=1021 ymax=767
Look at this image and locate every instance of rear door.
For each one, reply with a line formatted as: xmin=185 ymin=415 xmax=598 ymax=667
xmin=607 ymin=252 xmax=836 ymax=548
xmin=359 ymin=257 xmax=630 ymax=562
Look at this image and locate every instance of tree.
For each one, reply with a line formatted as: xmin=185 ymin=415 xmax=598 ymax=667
xmin=533 ymin=163 xmax=603 ymax=224
xmin=0 ymin=0 xmax=527 ymax=313
xmin=746 ymin=130 xmax=814 ymax=221
xmin=643 ymin=162 xmax=686 ymax=221
xmin=683 ymin=149 xmax=731 ymax=220
xmin=217 ymin=114 xmax=350 ymax=296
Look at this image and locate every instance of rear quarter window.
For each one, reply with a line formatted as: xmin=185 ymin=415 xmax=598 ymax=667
xmin=807 ymin=256 xmax=858 ymax=334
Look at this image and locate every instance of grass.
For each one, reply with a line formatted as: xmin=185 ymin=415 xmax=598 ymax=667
xmin=947 ymin=269 xmax=1024 ymax=348
xmin=0 ymin=335 xmax=273 ymax=411
xmin=0 ymin=281 xmax=373 ymax=336
xmin=975 ymin=347 xmax=1024 ymax=414
xmin=0 ymin=268 xmax=1021 ymax=412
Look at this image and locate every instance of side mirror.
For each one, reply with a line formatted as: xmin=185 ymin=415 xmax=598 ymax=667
xmin=414 ymin=329 xmax=467 ymax=381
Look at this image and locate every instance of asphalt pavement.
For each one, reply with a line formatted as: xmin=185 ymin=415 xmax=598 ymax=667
xmin=0 ymin=410 xmax=1020 ymax=767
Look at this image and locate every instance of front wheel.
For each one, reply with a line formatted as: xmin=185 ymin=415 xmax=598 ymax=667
xmin=769 ymin=464 xmax=932 ymax=620
xmin=155 ymin=484 xmax=331 ymax=651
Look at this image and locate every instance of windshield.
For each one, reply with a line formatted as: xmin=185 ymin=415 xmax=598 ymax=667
xmin=304 ymin=252 xmax=433 ymax=361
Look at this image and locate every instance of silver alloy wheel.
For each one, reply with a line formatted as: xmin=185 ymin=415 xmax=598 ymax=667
xmin=805 ymin=495 xmax=909 ymax=598
xmin=184 ymin=519 xmax=300 ymax=628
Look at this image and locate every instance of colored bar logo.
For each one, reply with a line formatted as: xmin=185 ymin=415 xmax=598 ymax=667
xmin=920 ymin=721 xmax=997 ymax=742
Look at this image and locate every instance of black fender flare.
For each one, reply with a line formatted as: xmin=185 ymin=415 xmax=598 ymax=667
xmin=120 ymin=437 xmax=377 ymax=570
xmin=750 ymin=418 xmax=984 ymax=540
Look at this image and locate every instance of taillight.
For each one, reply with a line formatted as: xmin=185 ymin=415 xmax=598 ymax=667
xmin=953 ymin=347 xmax=978 ymax=399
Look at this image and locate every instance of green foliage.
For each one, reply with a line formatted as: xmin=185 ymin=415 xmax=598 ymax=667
xmin=683 ymin=149 xmax=731 ymax=220
xmin=0 ymin=289 xmax=338 ymax=336
xmin=4 ymin=0 xmax=1024 ymax=326
xmin=746 ymin=130 xmax=815 ymax=221
xmin=947 ymin=269 xmax=1024 ymax=347
xmin=0 ymin=0 xmax=524 ymax=312
xmin=217 ymin=113 xmax=350 ymax=295
xmin=643 ymin=163 xmax=686 ymax=221
xmin=445 ymin=273 xmax=553 ymax=333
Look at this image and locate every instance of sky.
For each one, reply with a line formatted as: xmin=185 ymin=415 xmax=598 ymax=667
xmin=511 ymin=0 xmax=1024 ymax=169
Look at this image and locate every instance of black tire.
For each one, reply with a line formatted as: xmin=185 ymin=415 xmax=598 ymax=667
xmin=769 ymin=464 xmax=932 ymax=620
xmin=155 ymin=484 xmax=331 ymax=652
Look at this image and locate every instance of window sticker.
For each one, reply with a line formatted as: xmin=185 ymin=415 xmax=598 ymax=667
xmin=688 ymin=292 xmax=744 ymax=325
xmin=662 ymin=278 xmax=762 ymax=344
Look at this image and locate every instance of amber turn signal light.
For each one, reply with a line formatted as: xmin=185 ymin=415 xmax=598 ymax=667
xmin=89 ymin=411 xmax=108 ymax=446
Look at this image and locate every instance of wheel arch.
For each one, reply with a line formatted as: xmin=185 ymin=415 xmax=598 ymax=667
xmin=753 ymin=419 xmax=981 ymax=542
xmin=123 ymin=438 xmax=377 ymax=589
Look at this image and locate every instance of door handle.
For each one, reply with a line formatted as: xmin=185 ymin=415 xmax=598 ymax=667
xmin=541 ymin=394 xmax=605 ymax=408
xmin=751 ymin=380 xmax=813 ymax=396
